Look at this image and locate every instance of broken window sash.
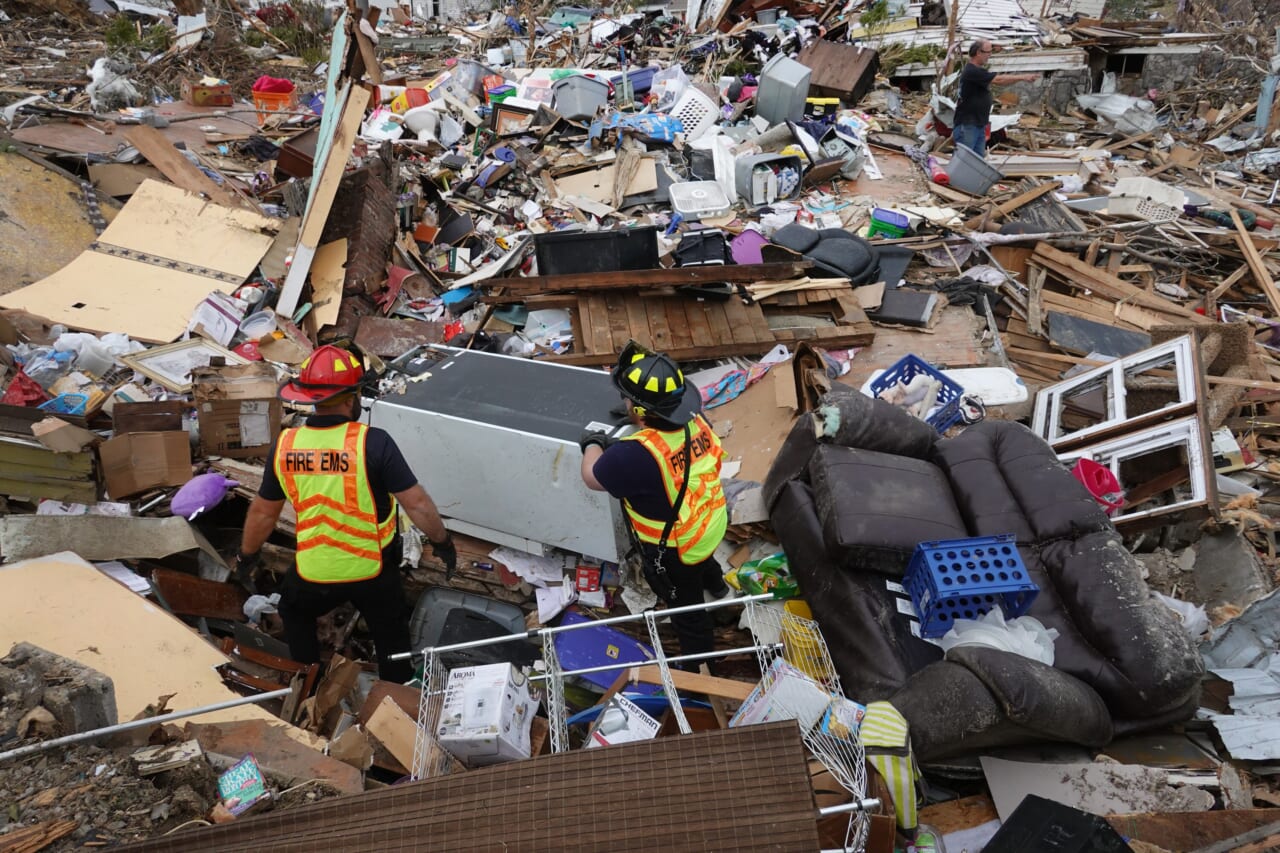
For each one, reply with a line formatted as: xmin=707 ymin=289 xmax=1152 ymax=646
xmin=1056 ymin=415 xmax=1213 ymax=527
xmin=1032 ymin=335 xmax=1200 ymax=449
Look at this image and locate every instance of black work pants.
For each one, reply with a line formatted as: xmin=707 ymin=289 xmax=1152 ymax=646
xmin=640 ymin=543 xmax=729 ymax=664
xmin=278 ymin=545 xmax=413 ymax=683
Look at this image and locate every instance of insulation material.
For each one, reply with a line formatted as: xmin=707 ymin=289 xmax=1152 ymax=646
xmin=0 ymin=180 xmax=278 ymax=343
xmin=122 ymin=722 xmax=821 ymax=852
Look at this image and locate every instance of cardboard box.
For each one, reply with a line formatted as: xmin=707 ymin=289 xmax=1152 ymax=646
xmin=436 ymin=663 xmax=539 ymax=767
xmin=729 ymin=658 xmax=833 ymax=734
xmin=98 ymin=431 xmax=191 ymax=498
xmin=192 ymin=363 xmax=282 ymax=459
xmin=182 ymin=79 xmax=234 ymax=107
xmin=585 ymin=694 xmax=661 ymax=748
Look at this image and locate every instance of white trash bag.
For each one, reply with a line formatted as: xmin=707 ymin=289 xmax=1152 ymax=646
xmin=939 ymin=607 xmax=1060 ymax=666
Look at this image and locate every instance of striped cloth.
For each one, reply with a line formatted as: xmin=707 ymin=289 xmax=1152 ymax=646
xmin=862 ymin=701 xmax=919 ymax=831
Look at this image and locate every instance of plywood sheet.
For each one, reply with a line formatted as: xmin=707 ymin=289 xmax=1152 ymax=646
xmin=0 ymin=151 xmax=107 ymax=296
xmin=0 ymin=551 xmax=289 ymax=726
xmin=0 ymin=180 xmax=278 ymax=342
xmin=310 ymin=239 xmax=347 ymax=329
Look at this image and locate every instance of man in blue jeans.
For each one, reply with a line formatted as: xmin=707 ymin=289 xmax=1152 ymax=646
xmin=952 ymin=40 xmax=1038 ymax=158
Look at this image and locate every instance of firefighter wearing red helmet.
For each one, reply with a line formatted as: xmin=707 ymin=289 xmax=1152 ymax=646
xmin=236 ymin=345 xmax=456 ymax=682
xmin=579 ymin=341 xmax=731 ymax=662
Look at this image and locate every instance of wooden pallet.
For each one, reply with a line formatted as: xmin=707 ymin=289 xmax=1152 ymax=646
xmin=550 ymin=289 xmax=875 ymax=365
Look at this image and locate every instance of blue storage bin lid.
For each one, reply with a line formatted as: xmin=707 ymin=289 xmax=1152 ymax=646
xmin=554 ymin=609 xmax=660 ymax=694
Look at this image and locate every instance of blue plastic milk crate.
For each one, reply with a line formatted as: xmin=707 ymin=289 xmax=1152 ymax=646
xmin=38 ymin=393 xmax=88 ymax=416
xmin=904 ymin=534 xmax=1039 ymax=638
xmin=869 ymin=353 xmax=964 ymax=432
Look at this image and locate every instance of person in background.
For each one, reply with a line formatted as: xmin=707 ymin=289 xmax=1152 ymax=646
xmin=236 ymin=345 xmax=456 ymax=683
xmin=579 ymin=341 xmax=731 ymax=664
xmin=952 ymin=40 xmax=1038 ymax=158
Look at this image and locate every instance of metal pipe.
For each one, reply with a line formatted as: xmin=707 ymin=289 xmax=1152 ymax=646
xmin=389 ymin=593 xmax=774 ymax=661
xmin=527 ymin=642 xmax=783 ymax=682
xmin=818 ymin=799 xmax=882 ymax=816
xmin=0 ymin=688 xmax=292 ymax=763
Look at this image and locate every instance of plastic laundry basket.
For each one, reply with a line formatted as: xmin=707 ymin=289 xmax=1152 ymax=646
xmin=668 ymin=87 xmax=718 ymax=141
xmin=945 ymin=143 xmax=1003 ymax=195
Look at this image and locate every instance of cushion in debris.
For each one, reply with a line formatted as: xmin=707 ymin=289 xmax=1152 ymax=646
xmin=808 ymin=444 xmax=967 ymax=576
xmin=893 ymin=647 xmax=1114 ymax=762
xmin=1036 ymin=531 xmax=1205 ymax=719
xmin=808 ymin=237 xmax=877 ymax=282
xmin=932 ymin=420 xmax=1112 ymax=543
xmin=771 ymin=479 xmax=942 ymax=702
xmin=770 ymin=222 xmax=821 ymax=254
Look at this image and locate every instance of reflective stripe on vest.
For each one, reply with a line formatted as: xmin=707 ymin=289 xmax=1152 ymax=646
xmin=274 ymin=421 xmax=397 ymax=583
xmin=622 ymin=414 xmax=727 ymax=564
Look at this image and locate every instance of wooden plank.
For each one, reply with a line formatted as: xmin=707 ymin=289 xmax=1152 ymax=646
xmin=965 ymin=181 xmax=1058 ymax=229
xmin=1027 ymin=264 xmax=1045 ymax=336
xmin=628 ymin=665 xmax=755 ymax=701
xmin=1033 ymin=244 xmax=1209 ymax=323
xmin=584 ymin=295 xmax=612 ymax=353
xmin=278 ymin=83 xmax=370 ymax=317
xmin=623 ymin=294 xmax=652 ymax=348
xmin=1232 ymin=209 xmax=1280 ymax=318
xmin=644 ymin=295 xmax=673 ymax=351
xmin=493 ymin=262 xmax=814 ymax=295
xmin=1203 ymin=264 xmax=1249 ymax=316
xmin=121 ymin=124 xmax=243 ymax=209
xmin=721 ymin=296 xmax=763 ymax=345
xmin=683 ymin=300 xmax=716 ymax=349
xmin=603 ymin=292 xmax=632 ymax=352
xmin=664 ymin=299 xmax=695 ymax=351
xmin=702 ymin=298 xmax=736 ymax=347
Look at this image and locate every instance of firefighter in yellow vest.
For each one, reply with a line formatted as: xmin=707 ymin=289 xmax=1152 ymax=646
xmin=236 ymin=345 xmax=456 ymax=682
xmin=580 ymin=341 xmax=730 ymax=660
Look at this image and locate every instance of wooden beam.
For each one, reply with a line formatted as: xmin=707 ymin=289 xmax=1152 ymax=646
xmin=628 ymin=665 xmax=755 ymax=701
xmin=1032 ymin=244 xmax=1210 ymax=323
xmin=490 ymin=262 xmax=815 ymax=295
xmin=964 ymin=181 xmax=1059 ymax=229
xmin=1232 ymin=208 xmax=1280 ymax=318
xmin=121 ymin=124 xmax=244 ymax=209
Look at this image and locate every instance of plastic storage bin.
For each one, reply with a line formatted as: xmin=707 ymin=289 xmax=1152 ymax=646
xmin=945 ymin=143 xmax=1003 ymax=195
xmin=610 ymin=66 xmax=658 ymax=94
xmin=1107 ymin=176 xmax=1185 ymax=223
xmin=735 ymin=153 xmax=803 ymax=205
xmin=668 ymin=181 xmax=732 ymax=220
xmin=868 ymin=208 xmax=909 ymax=238
xmin=868 ymin=353 xmax=964 ymax=432
xmin=756 ymin=54 xmax=811 ymax=125
xmin=904 ymin=534 xmax=1039 ymax=638
xmin=552 ymin=74 xmax=610 ymax=121
xmin=409 ymin=586 xmax=533 ymax=669
xmin=252 ymin=89 xmax=298 ymax=126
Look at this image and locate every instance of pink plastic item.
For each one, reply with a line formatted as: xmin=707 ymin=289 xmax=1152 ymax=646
xmin=1072 ymin=458 xmax=1124 ymax=515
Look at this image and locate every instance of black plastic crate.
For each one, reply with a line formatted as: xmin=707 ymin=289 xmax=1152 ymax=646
xmin=533 ymin=226 xmax=659 ymax=276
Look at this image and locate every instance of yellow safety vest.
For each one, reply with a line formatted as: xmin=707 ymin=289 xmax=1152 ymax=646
xmin=274 ymin=421 xmax=398 ymax=583
xmin=622 ymin=414 xmax=727 ymax=564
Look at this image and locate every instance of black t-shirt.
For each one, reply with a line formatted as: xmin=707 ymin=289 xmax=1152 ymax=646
xmin=259 ymin=415 xmax=418 ymax=524
xmin=954 ymin=62 xmax=997 ymax=128
xmin=592 ymin=437 xmax=677 ymax=522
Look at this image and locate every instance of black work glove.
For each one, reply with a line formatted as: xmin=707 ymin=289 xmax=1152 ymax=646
xmin=235 ymin=549 xmax=262 ymax=595
xmin=431 ymin=534 xmax=458 ymax=580
xmin=579 ymin=427 xmax=615 ymax=454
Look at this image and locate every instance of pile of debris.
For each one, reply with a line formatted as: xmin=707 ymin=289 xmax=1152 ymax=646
xmin=5 ymin=0 xmax=1280 ymax=849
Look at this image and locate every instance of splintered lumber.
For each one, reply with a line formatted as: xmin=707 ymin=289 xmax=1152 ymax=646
xmin=0 ymin=819 xmax=78 ymax=853
xmin=490 ymin=261 xmax=814 ymax=295
xmin=1232 ymin=209 xmax=1280 ymax=318
xmin=1031 ymin=244 xmax=1210 ymax=324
